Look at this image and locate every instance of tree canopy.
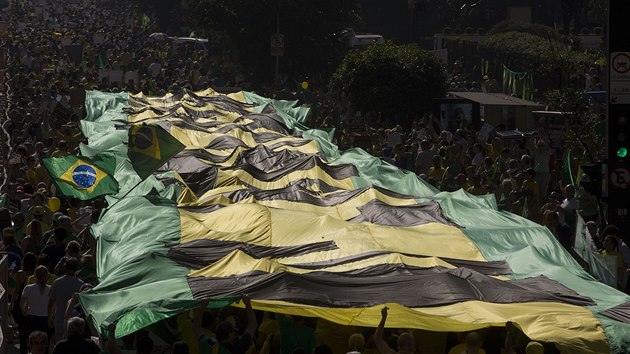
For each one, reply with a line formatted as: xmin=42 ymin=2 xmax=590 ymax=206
xmin=480 ymin=21 xmax=596 ymax=91
xmin=330 ymin=43 xmax=447 ymax=123
xmin=186 ymin=0 xmax=361 ymax=84
xmin=544 ymin=89 xmax=604 ymax=164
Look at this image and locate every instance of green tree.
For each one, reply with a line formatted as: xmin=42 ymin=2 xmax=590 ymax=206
xmin=330 ymin=43 xmax=447 ymax=124
xmin=480 ymin=21 xmax=596 ymax=91
xmin=186 ymin=0 xmax=360 ymax=84
xmin=544 ymin=89 xmax=604 ymax=164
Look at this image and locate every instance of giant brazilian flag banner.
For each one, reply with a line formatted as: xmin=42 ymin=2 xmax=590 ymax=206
xmin=79 ymin=89 xmax=630 ymax=353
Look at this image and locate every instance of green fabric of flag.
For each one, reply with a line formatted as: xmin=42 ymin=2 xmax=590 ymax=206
xmin=0 ymin=193 xmax=7 ymax=208
xmin=128 ymin=124 xmax=185 ymax=180
xmin=42 ymin=153 xmax=119 ymax=200
xmin=502 ymin=65 xmax=534 ymax=101
xmin=78 ymin=90 xmax=630 ymax=353
xmin=564 ymin=149 xmax=575 ymax=186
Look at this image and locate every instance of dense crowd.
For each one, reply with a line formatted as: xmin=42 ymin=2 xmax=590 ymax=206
xmin=0 ymin=0 xmax=626 ymax=354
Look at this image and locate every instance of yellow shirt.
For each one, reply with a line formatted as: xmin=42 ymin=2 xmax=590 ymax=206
xmin=428 ymin=166 xmax=446 ymax=180
xmin=602 ymin=250 xmax=624 ymax=269
xmin=448 ymin=344 xmax=486 ymax=354
xmin=522 ymin=179 xmax=540 ymax=204
xmin=27 ymin=273 xmax=57 ymax=285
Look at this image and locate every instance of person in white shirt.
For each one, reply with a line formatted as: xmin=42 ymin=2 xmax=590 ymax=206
xmin=21 ymin=266 xmax=52 ymax=340
xmin=557 ymin=184 xmax=578 ymax=229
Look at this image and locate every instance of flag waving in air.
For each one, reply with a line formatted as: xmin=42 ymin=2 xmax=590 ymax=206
xmin=128 ymin=124 xmax=185 ymax=180
xmin=42 ymin=153 xmax=119 ymax=200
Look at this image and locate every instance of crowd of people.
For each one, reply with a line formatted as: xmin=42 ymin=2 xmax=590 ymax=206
xmin=0 ymin=0 xmax=626 ymax=353
xmin=0 ymin=0 xmax=254 ymax=353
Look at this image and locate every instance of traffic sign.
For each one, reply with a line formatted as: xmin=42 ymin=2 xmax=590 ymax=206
xmin=610 ymin=52 xmax=630 ymax=104
xmin=610 ymin=166 xmax=630 ymax=190
xmin=612 ymin=52 xmax=630 ymax=76
xmin=271 ymin=33 xmax=284 ymax=57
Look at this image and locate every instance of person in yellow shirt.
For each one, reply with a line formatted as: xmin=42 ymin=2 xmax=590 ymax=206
xmin=26 ymin=205 xmax=52 ymax=235
xmin=24 ymin=156 xmax=40 ymax=186
xmin=467 ymin=175 xmax=488 ymax=196
xmin=27 ymin=257 xmax=57 ymax=285
xmin=427 ymin=155 xmax=446 ymax=181
xmin=521 ymin=169 xmax=540 ymax=205
xmin=486 ymin=137 xmax=503 ymax=161
xmin=448 ymin=332 xmax=486 ymax=354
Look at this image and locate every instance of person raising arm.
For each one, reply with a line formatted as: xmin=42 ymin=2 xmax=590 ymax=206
xmin=374 ymin=307 xmax=415 ymax=354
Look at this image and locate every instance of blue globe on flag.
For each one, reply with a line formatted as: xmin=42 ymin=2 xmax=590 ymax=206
xmin=134 ymin=126 xmax=154 ymax=149
xmin=72 ymin=164 xmax=97 ymax=189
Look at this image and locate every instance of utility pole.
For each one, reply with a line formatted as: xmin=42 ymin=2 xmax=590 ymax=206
xmin=270 ymin=1 xmax=284 ymax=88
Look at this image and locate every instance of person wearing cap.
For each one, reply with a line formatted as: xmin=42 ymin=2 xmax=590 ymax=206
xmin=27 ymin=201 xmax=53 ymax=231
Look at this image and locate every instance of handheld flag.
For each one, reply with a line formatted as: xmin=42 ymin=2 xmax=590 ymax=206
xmin=128 ymin=124 xmax=185 ymax=180
xmin=142 ymin=13 xmax=150 ymax=29
xmin=42 ymin=153 xmax=119 ymax=200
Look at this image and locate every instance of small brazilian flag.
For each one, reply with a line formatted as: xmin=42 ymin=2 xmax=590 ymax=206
xmin=128 ymin=124 xmax=185 ymax=180
xmin=42 ymin=153 xmax=119 ymax=200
